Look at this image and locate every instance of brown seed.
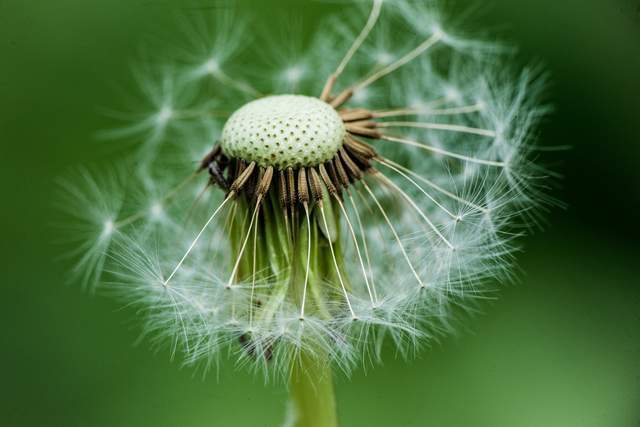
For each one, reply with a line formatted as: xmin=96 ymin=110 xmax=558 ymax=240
xmin=278 ymin=170 xmax=288 ymax=208
xmin=320 ymin=74 xmax=337 ymax=102
xmin=339 ymin=148 xmax=363 ymax=180
xmin=339 ymin=109 xmax=373 ymax=122
xmin=199 ymin=144 xmax=221 ymax=171
xmin=319 ymin=164 xmax=337 ymax=196
xmin=287 ymin=167 xmax=296 ymax=206
xmin=298 ymin=167 xmax=309 ymax=204
xmin=346 ymin=124 xmax=382 ymax=139
xmin=229 ymin=161 xmax=256 ymax=193
xmin=308 ymin=168 xmax=324 ymax=203
xmin=345 ymin=135 xmax=377 ymax=159
xmin=333 ymin=155 xmax=351 ymax=187
xmin=330 ymin=88 xmax=354 ymax=108
xmin=326 ymin=160 xmax=342 ymax=190
xmin=344 ymin=144 xmax=372 ymax=170
xmin=348 ymin=120 xmax=377 ymax=129
xmin=256 ymin=166 xmax=274 ymax=197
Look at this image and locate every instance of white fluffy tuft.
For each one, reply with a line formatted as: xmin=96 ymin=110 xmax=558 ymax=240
xmin=61 ymin=0 xmax=553 ymax=379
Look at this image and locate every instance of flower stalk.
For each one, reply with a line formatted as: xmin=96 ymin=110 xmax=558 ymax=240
xmin=289 ymin=350 xmax=338 ymax=427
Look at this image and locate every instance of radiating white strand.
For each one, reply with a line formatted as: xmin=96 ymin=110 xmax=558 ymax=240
xmin=249 ymin=208 xmax=259 ymax=327
xmin=116 ymin=172 xmax=199 ymax=229
xmin=381 ymin=135 xmax=506 ymax=167
xmin=226 ymin=197 xmax=263 ymax=289
xmin=380 ymin=157 xmax=490 ymax=214
xmin=164 ymin=194 xmax=232 ymax=286
xmin=355 ymin=31 xmax=443 ymax=91
xmin=378 ymin=121 xmax=496 ymax=138
xmin=347 ymin=192 xmax=378 ymax=302
xmin=376 ymin=159 xmax=458 ymax=220
xmin=371 ymin=98 xmax=449 ymax=118
xmin=372 ymin=102 xmax=484 ymax=118
xmin=299 ymin=203 xmax=312 ymax=319
xmin=361 ymin=181 xmax=425 ymax=288
xmin=334 ymin=195 xmax=376 ymax=306
xmin=422 ymin=104 xmax=486 ymax=116
xmin=335 ymin=0 xmax=383 ymax=77
xmin=375 ymin=173 xmax=454 ymax=250
xmin=319 ymin=203 xmax=356 ymax=318
xmin=211 ymin=68 xmax=262 ymax=98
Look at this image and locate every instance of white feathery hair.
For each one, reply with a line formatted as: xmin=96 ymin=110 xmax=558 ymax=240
xmin=60 ymin=0 xmax=552 ymax=378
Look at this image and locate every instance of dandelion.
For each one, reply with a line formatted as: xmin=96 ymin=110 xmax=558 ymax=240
xmin=62 ymin=1 xmax=553 ymax=425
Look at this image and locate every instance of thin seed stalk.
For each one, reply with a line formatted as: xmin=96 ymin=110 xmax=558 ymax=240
xmin=289 ymin=350 xmax=338 ymax=427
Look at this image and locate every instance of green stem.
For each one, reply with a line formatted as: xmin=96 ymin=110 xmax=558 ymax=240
xmin=288 ymin=351 xmax=338 ymax=427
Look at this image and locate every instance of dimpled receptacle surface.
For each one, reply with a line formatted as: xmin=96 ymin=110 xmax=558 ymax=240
xmin=221 ymin=95 xmax=346 ymax=169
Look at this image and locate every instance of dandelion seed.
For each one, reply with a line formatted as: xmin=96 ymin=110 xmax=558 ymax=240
xmin=102 ymin=219 xmax=116 ymax=237
xmin=149 ymin=202 xmax=163 ymax=219
xmin=284 ymin=66 xmax=305 ymax=84
xmin=156 ymin=106 xmax=173 ymax=125
xmin=204 ymin=58 xmax=220 ymax=75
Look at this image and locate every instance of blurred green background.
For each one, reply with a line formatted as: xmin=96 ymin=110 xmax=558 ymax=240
xmin=1 ymin=0 xmax=639 ymax=426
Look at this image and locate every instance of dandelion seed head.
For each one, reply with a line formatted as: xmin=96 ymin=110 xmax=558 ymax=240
xmin=62 ymin=0 xmax=555 ymax=379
